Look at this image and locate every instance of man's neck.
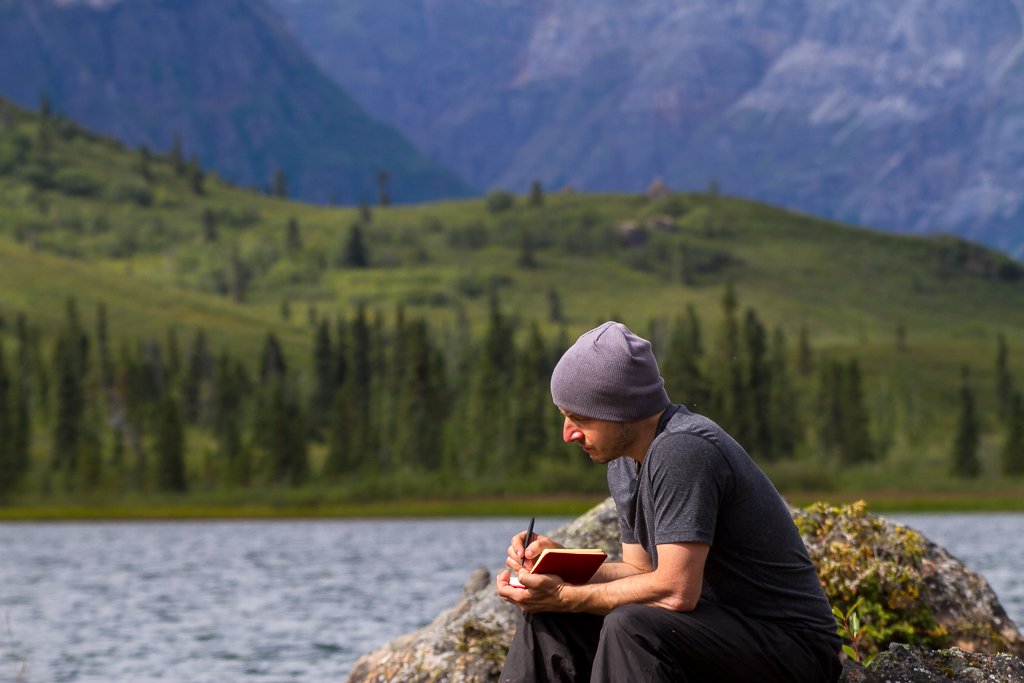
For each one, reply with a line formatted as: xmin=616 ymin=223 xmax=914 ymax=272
xmin=627 ymin=408 xmax=667 ymax=464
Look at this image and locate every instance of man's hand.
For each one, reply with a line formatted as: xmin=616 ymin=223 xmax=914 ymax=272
xmin=496 ymin=568 xmax=573 ymax=613
xmin=505 ymin=531 xmax=562 ymax=575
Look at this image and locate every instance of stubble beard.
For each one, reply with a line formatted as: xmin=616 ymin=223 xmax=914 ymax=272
xmin=586 ymin=421 xmax=640 ymax=464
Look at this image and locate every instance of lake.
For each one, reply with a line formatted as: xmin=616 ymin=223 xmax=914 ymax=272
xmin=0 ymin=514 xmax=1021 ymax=682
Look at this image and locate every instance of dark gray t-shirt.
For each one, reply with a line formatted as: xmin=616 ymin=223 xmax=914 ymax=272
xmin=607 ymin=405 xmax=840 ymax=644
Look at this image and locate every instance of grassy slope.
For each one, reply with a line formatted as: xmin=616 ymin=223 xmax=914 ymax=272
xmin=2 ymin=99 xmax=1024 ymax=510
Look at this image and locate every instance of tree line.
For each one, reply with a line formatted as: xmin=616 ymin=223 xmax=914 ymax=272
xmin=0 ymin=288 xmax=1021 ymax=502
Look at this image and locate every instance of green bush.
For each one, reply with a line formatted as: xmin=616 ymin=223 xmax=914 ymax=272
xmin=795 ymin=501 xmax=949 ymax=661
xmin=485 ymin=189 xmax=515 ymax=213
xmin=54 ymin=168 xmax=104 ymax=197
xmin=109 ymin=181 xmax=154 ymax=206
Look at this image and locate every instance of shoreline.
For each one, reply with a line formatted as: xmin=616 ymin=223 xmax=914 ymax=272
xmin=1 ymin=490 xmax=1023 ymax=521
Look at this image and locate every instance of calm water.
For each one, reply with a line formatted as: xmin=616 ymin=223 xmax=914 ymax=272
xmin=0 ymin=514 xmax=1021 ymax=682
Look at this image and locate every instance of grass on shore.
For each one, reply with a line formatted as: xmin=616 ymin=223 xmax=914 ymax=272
xmin=1 ymin=489 xmax=1022 ymax=522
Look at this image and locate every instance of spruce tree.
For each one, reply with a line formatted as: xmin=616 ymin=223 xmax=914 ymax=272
xmin=344 ymin=223 xmax=369 ymax=268
xmin=260 ymin=333 xmax=287 ymax=383
xmin=529 ymin=179 xmax=544 ymax=207
xmin=155 ymin=394 xmax=187 ymax=492
xmin=768 ymin=327 xmax=801 ymax=460
xmin=1001 ymin=391 xmax=1024 ymax=476
xmin=840 ymin=360 xmax=874 ymax=465
xmin=0 ymin=340 xmax=14 ymax=498
xmin=286 ymin=217 xmax=302 ymax=254
xmin=743 ymin=309 xmax=772 ymax=460
xmin=662 ymin=310 xmax=709 ymax=412
xmin=798 ymin=324 xmax=814 ymax=377
xmin=273 ymin=168 xmax=288 ymax=198
xmin=181 ymin=329 xmax=211 ymax=424
xmin=395 ymin=319 xmax=448 ymax=471
xmin=996 ymin=333 xmax=1014 ymax=424
xmin=377 ymin=169 xmax=391 ymax=207
xmin=951 ymin=365 xmax=981 ymax=479
xmin=312 ymin=318 xmax=335 ymax=428
xmin=511 ymin=323 xmax=549 ymax=473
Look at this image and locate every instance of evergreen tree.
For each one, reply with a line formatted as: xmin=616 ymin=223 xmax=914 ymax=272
xmin=996 ymin=333 xmax=1014 ymax=424
xmin=155 ymin=393 xmax=187 ymax=492
xmin=273 ymin=167 xmax=288 ymax=198
xmin=377 ymin=169 xmax=391 ymax=207
xmin=662 ymin=310 xmax=709 ymax=412
xmin=467 ymin=292 xmax=517 ymax=475
xmin=348 ymin=305 xmax=376 ymax=468
xmin=817 ymin=360 xmax=845 ymax=454
xmin=285 ymin=217 xmax=302 ymax=254
xmin=212 ymin=353 xmax=250 ymax=486
xmin=96 ymin=302 xmax=113 ymax=394
xmin=260 ymin=333 xmax=288 ymax=384
xmin=840 ymin=360 xmax=874 ymax=465
xmin=311 ymin=319 xmax=335 ymax=430
xmin=181 ymin=330 xmax=211 ymax=424
xmin=743 ymin=309 xmax=772 ymax=460
xmin=228 ymin=244 xmax=250 ymax=303
xmin=52 ymin=306 xmax=89 ymax=480
xmin=517 ymin=230 xmax=538 ymax=269
xmin=951 ymin=365 xmax=981 ymax=479
xmin=1002 ymin=391 xmax=1024 ymax=476
xmin=170 ymin=133 xmax=185 ymax=176
xmin=394 ymin=319 xmax=448 ymax=471
xmin=344 ymin=223 xmax=369 ymax=267
xmin=767 ymin=327 xmax=800 ymax=459
xmin=255 ymin=381 xmax=308 ymax=485
xmin=0 ymin=340 xmax=14 ymax=498
xmin=511 ymin=323 xmax=549 ymax=473
xmin=201 ymin=209 xmax=218 ymax=243
xmin=138 ymin=145 xmax=153 ymax=182
xmin=529 ymin=179 xmax=544 ymax=207
xmin=711 ymin=283 xmax=747 ymax=441
xmin=188 ymin=156 xmax=205 ymax=194
xmin=798 ymin=324 xmax=813 ymax=377
xmin=547 ymin=288 xmax=563 ymax=324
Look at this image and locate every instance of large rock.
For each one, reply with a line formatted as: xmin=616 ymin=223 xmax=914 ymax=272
xmin=346 ymin=499 xmax=1023 ymax=682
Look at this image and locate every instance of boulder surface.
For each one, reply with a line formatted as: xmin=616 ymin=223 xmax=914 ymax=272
xmin=347 ymin=498 xmax=1023 ymax=682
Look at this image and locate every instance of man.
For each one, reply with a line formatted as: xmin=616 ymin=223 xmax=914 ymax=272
xmin=496 ymin=321 xmax=842 ymax=682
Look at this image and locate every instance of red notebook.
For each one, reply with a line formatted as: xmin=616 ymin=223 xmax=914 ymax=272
xmin=512 ymin=548 xmax=608 ymax=586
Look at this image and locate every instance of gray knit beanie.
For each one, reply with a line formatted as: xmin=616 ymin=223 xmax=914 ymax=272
xmin=551 ymin=321 xmax=670 ymax=421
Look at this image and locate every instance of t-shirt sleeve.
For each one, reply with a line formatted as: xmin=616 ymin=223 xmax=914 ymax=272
xmin=607 ymin=457 xmax=639 ymax=544
xmin=643 ymin=432 xmax=731 ymax=547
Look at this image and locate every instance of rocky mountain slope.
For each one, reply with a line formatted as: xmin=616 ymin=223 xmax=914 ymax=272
xmin=271 ymin=0 xmax=1024 ymax=257
xmin=0 ymin=0 xmax=473 ymax=204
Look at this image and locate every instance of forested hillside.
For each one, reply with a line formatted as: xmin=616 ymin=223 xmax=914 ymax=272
xmin=1 ymin=97 xmax=1023 ymax=513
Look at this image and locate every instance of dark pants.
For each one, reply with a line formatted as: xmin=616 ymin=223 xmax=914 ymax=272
xmin=499 ymin=601 xmax=842 ymax=683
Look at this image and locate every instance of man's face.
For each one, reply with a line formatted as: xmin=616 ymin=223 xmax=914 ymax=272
xmin=559 ymin=409 xmax=638 ymax=464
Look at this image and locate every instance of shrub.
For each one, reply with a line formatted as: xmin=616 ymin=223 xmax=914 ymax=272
xmin=109 ymin=181 xmax=154 ymax=206
xmin=485 ymin=189 xmax=515 ymax=213
xmin=54 ymin=168 xmax=103 ymax=197
xmin=794 ymin=501 xmax=949 ymax=661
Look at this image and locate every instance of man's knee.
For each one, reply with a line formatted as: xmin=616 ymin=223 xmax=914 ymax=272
xmin=600 ymin=604 xmax=657 ymax=645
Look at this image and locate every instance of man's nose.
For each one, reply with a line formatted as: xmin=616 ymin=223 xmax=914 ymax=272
xmin=563 ymin=417 xmax=583 ymax=443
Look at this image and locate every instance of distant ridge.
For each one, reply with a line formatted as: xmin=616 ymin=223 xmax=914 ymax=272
xmin=269 ymin=0 xmax=1024 ymax=258
xmin=0 ymin=0 xmax=475 ymax=204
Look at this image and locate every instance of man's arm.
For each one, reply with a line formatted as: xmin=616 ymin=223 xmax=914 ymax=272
xmin=497 ymin=541 xmax=708 ymax=615
xmin=587 ymin=542 xmax=651 ymax=583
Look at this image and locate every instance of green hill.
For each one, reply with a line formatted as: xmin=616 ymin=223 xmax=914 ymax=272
xmin=1 ymin=97 xmax=1023 ymax=512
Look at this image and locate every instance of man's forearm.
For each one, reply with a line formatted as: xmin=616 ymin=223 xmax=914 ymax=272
xmin=588 ymin=560 xmax=645 ymax=584
xmin=564 ymin=568 xmax=695 ymax=615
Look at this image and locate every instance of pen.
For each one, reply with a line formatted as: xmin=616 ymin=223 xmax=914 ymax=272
xmin=521 ymin=516 xmax=535 ymax=569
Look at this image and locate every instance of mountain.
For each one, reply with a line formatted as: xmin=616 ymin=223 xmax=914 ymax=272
xmin=0 ymin=0 xmax=474 ymax=204
xmin=268 ymin=0 xmax=1024 ymax=257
